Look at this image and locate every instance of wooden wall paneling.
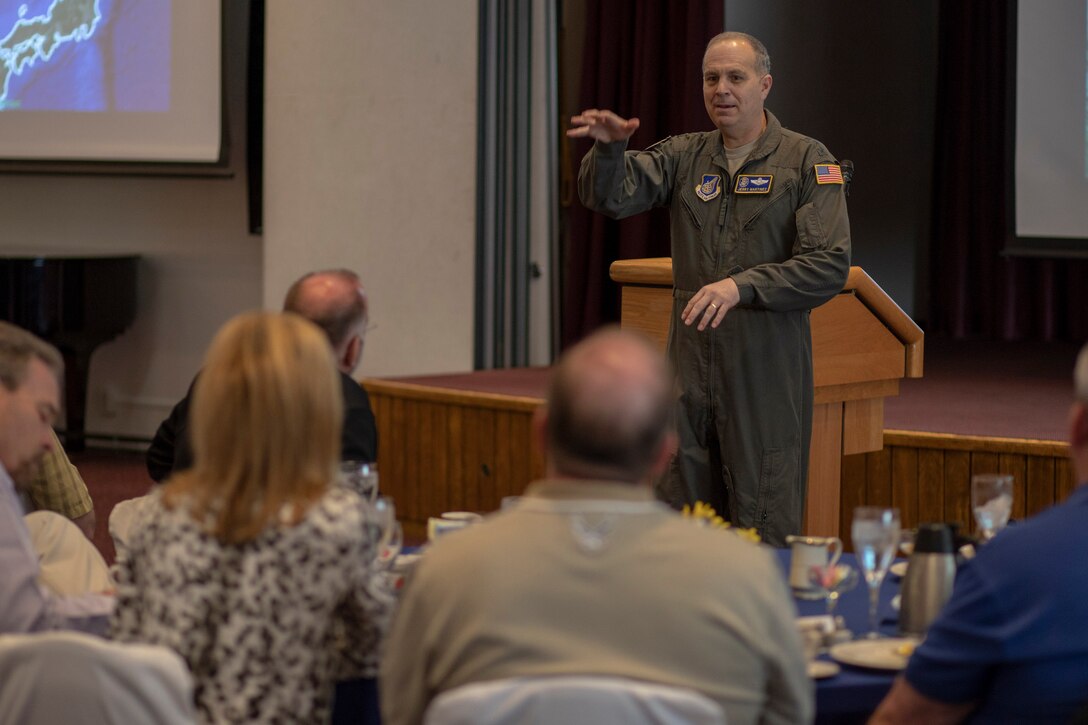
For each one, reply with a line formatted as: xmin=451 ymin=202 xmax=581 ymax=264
xmin=470 ymin=407 xmax=496 ymax=507
xmin=403 ymin=396 xmax=421 ymax=515
xmin=1024 ymin=456 xmax=1056 ymax=518
xmin=970 ymin=451 xmax=1000 ymax=476
xmin=839 ymin=453 xmax=868 ymax=542
xmin=426 ymin=402 xmax=448 ymax=516
xmin=891 ymin=447 xmax=919 ymax=528
xmin=491 ymin=411 xmax=514 ymax=509
xmin=446 ymin=404 xmax=464 ymax=516
xmin=866 ymin=446 xmax=892 ymax=507
xmin=998 ymin=453 xmax=1027 ymax=521
xmin=389 ymin=394 xmax=409 ymax=507
xmin=916 ymin=448 xmax=945 ymax=525
xmin=508 ymin=412 xmax=533 ymax=498
xmin=944 ymin=450 xmax=971 ymax=537
xmin=1056 ymin=458 xmax=1076 ymax=502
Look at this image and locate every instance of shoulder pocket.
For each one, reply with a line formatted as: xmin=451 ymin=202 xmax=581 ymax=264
xmin=794 ymin=202 xmax=827 ymax=252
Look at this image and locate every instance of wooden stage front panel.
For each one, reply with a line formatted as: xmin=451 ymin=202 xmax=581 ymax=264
xmin=365 ymin=375 xmax=1073 ymax=544
xmin=364 ymin=379 xmax=544 ymax=541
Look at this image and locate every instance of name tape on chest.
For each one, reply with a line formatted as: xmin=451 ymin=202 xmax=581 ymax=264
xmin=695 ymin=174 xmax=722 ymax=201
xmin=734 ymin=174 xmax=773 ymax=194
xmin=814 ymin=164 xmax=843 ymax=185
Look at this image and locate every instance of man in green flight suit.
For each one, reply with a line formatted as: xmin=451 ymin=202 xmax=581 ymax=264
xmin=568 ymin=31 xmax=850 ymax=546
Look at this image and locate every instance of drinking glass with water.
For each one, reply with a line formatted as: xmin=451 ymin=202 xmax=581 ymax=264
xmin=851 ymin=506 xmax=901 ymax=639
xmin=972 ymin=474 xmax=1013 ymax=542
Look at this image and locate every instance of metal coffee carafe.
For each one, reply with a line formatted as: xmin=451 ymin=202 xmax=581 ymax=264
xmin=899 ymin=523 xmax=957 ymax=636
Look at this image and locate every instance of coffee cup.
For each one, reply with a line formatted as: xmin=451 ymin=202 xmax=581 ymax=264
xmin=427 ymin=511 xmax=483 ymax=541
xmin=785 ymin=535 xmax=843 ymax=599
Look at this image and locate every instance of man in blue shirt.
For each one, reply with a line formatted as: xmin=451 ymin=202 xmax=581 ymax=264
xmin=872 ymin=344 xmax=1088 ymax=723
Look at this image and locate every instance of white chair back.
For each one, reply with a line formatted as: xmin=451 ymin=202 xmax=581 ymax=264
xmin=424 ymin=675 xmax=726 ymax=725
xmin=0 ymin=631 xmax=195 ymax=724
xmin=108 ymin=494 xmax=156 ymax=555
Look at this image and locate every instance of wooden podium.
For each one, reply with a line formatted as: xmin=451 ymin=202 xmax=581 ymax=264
xmin=609 ymin=259 xmax=923 ymax=536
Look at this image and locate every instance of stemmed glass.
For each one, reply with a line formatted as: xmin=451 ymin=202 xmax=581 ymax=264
xmin=362 ymin=495 xmax=398 ymax=564
xmin=972 ymin=474 xmax=1013 ymax=542
xmin=377 ymin=521 xmax=404 ymax=570
xmin=338 ymin=461 xmax=379 ymax=503
xmin=809 ymin=563 xmax=859 ymax=619
xmin=851 ymin=506 xmax=901 ymax=639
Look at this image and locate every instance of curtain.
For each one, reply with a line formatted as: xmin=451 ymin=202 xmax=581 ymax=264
xmin=928 ymin=0 xmax=1088 ymax=342
xmin=561 ymin=0 xmax=724 ymax=348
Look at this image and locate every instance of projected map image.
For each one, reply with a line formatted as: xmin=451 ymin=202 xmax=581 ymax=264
xmin=0 ymin=0 xmax=169 ymax=112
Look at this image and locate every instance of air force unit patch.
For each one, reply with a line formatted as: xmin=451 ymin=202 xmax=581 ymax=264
xmin=694 ymin=174 xmax=722 ymax=201
xmin=734 ymin=174 xmax=773 ymax=194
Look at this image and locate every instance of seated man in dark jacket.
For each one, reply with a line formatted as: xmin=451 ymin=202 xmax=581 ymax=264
xmin=147 ymin=269 xmax=378 ymax=482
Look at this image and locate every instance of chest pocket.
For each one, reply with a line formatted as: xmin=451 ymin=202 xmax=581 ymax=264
xmin=740 ymin=179 xmax=795 ymax=232
xmin=735 ymin=180 xmax=796 ymax=264
xmin=677 ymin=183 xmax=716 ymax=232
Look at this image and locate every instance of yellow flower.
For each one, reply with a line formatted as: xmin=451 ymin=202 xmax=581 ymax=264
xmin=680 ymin=501 xmax=760 ymax=543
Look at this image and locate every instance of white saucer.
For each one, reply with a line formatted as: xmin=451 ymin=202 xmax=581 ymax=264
xmin=889 ymin=561 xmax=908 ymax=578
xmin=830 ymin=637 xmax=918 ymax=671
xmin=807 ymin=660 xmax=841 ymax=679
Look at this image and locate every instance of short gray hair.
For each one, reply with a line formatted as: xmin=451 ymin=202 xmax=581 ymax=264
xmin=0 ymin=321 xmax=63 ymax=392
xmin=705 ymin=31 xmax=771 ymax=76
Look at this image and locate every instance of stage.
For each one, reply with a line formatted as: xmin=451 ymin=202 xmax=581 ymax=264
xmin=363 ymin=338 xmax=1078 ymax=544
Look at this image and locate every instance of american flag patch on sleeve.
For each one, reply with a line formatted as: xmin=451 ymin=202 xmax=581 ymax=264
xmin=814 ymin=164 xmax=843 ymax=184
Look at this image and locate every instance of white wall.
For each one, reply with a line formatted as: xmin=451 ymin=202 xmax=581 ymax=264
xmin=264 ymin=1 xmax=478 ymax=379
xmin=0 ymin=2 xmax=261 ymax=441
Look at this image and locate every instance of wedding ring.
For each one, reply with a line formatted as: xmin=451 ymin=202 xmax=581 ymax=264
xmin=708 ymin=303 xmax=718 ymax=310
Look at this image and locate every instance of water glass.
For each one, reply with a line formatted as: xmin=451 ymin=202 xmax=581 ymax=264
xmin=362 ymin=495 xmax=397 ymax=558
xmin=338 ymin=460 xmax=379 ymax=502
xmin=851 ymin=506 xmax=900 ymax=639
xmin=972 ymin=474 xmax=1013 ymax=542
xmin=377 ymin=521 xmax=404 ymax=570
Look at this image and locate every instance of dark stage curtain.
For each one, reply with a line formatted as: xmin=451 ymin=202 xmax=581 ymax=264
xmin=929 ymin=1 xmax=1088 ymax=342
xmin=561 ymin=0 xmax=723 ymax=348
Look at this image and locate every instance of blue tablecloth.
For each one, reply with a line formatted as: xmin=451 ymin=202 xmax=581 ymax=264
xmin=338 ymin=547 xmax=903 ymax=724
xmin=774 ymin=549 xmax=903 ymax=724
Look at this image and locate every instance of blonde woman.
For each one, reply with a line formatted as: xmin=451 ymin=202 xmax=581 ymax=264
xmin=111 ymin=312 xmax=392 ymax=724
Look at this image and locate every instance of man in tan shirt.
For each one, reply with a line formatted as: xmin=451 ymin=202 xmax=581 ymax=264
xmin=380 ymin=327 xmax=811 ymax=725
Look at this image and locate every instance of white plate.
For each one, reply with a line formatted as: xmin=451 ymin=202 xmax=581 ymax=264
xmin=889 ymin=561 xmax=908 ymax=578
xmin=830 ymin=638 xmax=919 ymax=671
xmin=807 ymin=660 xmax=841 ymax=679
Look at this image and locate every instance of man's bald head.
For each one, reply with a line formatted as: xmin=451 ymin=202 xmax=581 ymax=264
xmin=283 ymin=269 xmax=368 ymax=372
xmin=544 ymin=327 xmax=674 ymax=483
